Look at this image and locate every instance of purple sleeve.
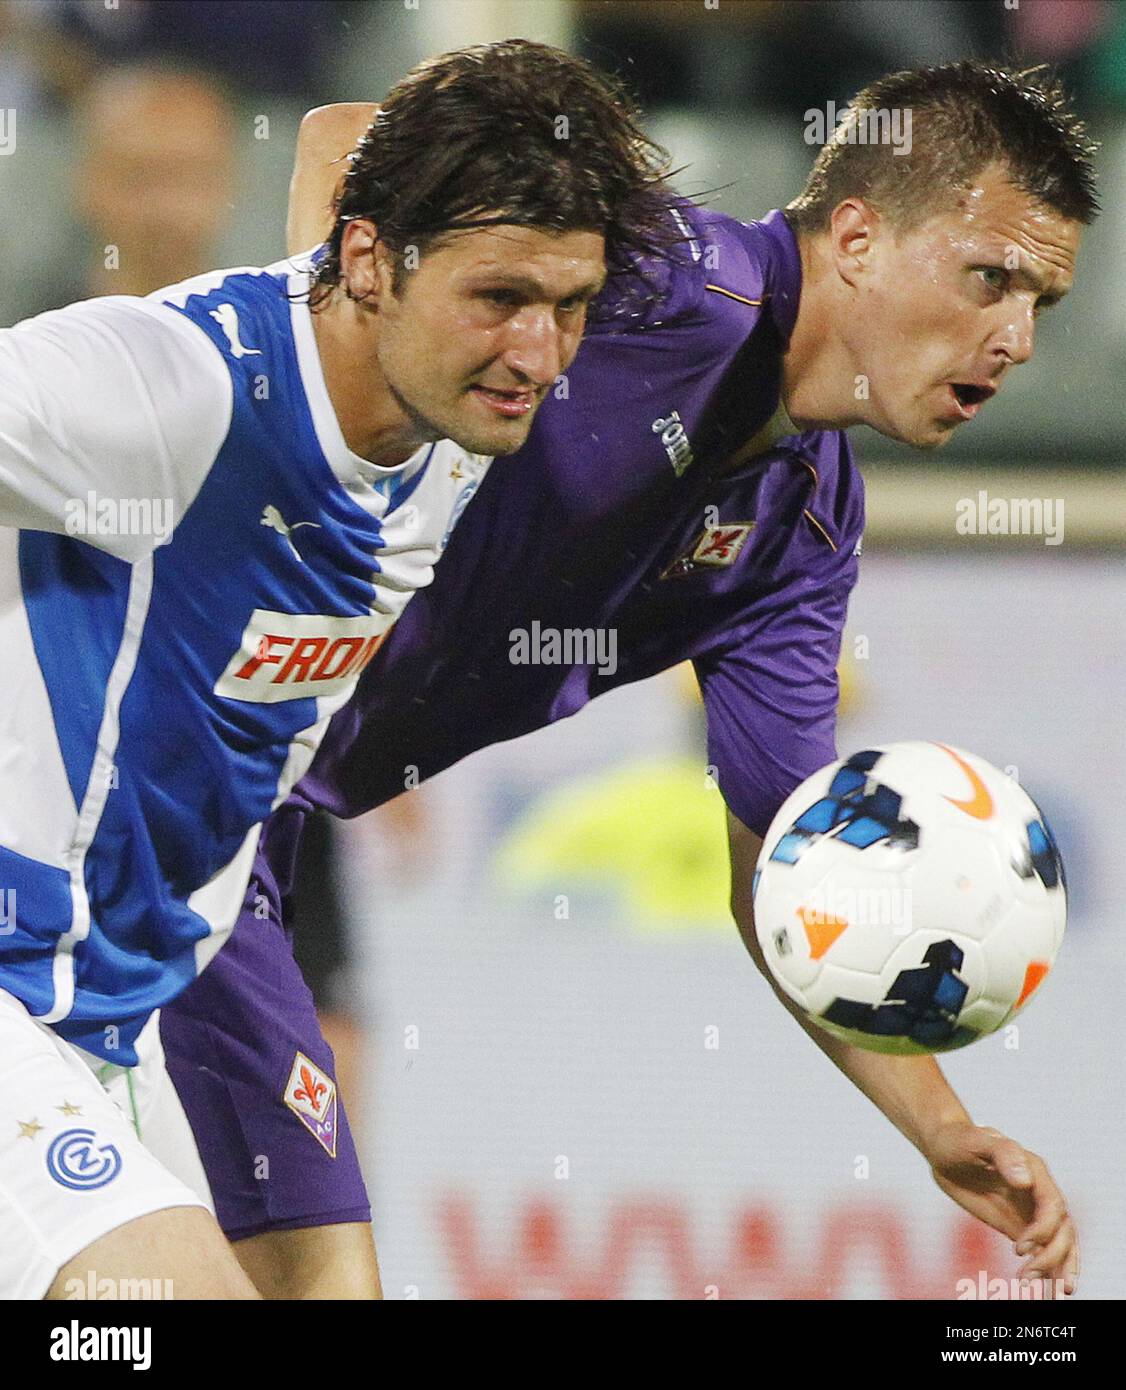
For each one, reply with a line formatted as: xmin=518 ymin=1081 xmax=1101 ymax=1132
xmin=698 ymin=572 xmax=853 ymax=837
xmin=698 ymin=443 xmax=865 ymax=839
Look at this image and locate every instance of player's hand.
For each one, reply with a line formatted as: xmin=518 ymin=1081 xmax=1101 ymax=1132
xmin=926 ymin=1120 xmax=1078 ymax=1296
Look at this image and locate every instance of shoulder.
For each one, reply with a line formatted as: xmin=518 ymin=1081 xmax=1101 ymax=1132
xmin=802 ymin=429 xmax=866 ymax=555
xmin=587 ymin=205 xmax=779 ymax=351
xmin=750 ymin=429 xmax=864 ymax=592
xmin=0 ymin=295 xmax=237 ymax=552
xmin=148 ymin=255 xmax=308 ymax=371
xmin=4 ymin=293 xmax=233 ymax=429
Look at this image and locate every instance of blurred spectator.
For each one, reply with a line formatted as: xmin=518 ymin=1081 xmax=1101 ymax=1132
xmin=0 ymin=0 xmax=48 ymax=113
xmin=62 ymin=64 xmax=236 ymax=304
xmin=1010 ymin=0 xmax=1113 ymax=66
xmin=12 ymin=64 xmax=236 ymax=313
xmin=0 ymin=0 xmax=92 ymax=113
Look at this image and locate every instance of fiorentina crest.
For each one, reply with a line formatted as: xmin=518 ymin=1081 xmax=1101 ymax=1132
xmin=661 ymin=522 xmax=755 ymax=580
xmin=283 ymin=1052 xmax=338 ymax=1158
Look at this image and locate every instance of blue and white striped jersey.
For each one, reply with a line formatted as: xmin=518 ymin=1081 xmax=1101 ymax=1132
xmin=0 ymin=251 xmax=490 ymax=1062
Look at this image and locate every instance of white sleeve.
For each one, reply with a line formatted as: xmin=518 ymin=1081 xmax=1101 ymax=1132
xmin=0 ymin=296 xmax=234 ymax=560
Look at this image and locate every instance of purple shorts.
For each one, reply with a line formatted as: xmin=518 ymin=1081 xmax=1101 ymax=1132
xmin=160 ymin=871 xmax=370 ymax=1242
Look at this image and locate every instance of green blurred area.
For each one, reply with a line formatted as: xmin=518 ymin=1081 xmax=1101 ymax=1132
xmin=494 ymin=758 xmax=733 ymax=933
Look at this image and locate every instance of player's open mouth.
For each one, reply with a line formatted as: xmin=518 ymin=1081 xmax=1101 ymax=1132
xmin=946 ymin=382 xmax=996 ymax=421
xmin=470 ymin=386 xmax=537 ymax=418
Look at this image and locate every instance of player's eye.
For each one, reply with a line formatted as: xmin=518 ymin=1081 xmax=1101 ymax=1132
xmin=557 ymin=296 xmax=586 ymax=314
xmin=973 ymin=266 xmax=1008 ymax=293
xmin=480 ymin=289 xmax=524 ymax=307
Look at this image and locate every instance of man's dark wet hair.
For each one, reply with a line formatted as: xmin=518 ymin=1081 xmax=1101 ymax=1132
xmin=309 ymin=38 xmax=679 ymax=307
xmin=787 ymin=61 xmax=1099 ymax=235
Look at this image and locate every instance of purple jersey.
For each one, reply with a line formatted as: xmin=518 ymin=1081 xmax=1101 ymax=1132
xmin=261 ymin=206 xmax=862 ymax=888
xmin=162 ymin=207 xmax=865 ymax=1240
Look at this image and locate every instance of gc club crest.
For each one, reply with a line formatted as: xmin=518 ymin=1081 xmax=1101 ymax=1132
xmin=46 ymin=1128 xmax=123 ymax=1191
xmin=283 ymin=1052 xmax=338 ymax=1158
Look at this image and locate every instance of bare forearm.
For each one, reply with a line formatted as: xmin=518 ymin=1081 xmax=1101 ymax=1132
xmin=759 ymin=959 xmax=971 ymax=1153
xmin=286 ymin=102 xmax=378 ymax=256
xmin=726 ymin=808 xmax=969 ymax=1157
xmin=725 ymin=811 xmax=1077 ymax=1288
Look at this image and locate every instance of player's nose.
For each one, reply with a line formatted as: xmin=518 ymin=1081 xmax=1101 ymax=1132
xmin=993 ymin=304 xmax=1036 ymax=367
xmin=499 ymin=307 xmax=566 ymax=388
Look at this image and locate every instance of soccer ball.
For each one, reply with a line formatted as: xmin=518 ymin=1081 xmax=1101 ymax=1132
xmin=753 ymin=742 xmax=1066 ymax=1055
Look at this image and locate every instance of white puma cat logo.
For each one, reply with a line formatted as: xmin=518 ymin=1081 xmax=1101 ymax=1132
xmin=261 ymin=504 xmax=322 ymax=563
xmin=210 ymin=303 xmax=262 ymax=358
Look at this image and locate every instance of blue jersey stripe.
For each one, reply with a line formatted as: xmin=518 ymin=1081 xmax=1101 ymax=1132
xmin=18 ymin=534 xmax=131 ymax=809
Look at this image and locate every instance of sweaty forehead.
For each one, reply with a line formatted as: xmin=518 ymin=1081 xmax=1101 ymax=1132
xmin=938 ymin=170 xmax=1081 ymax=278
xmin=444 ymin=225 xmax=605 ymax=275
xmin=442 ymin=229 xmax=608 ymax=297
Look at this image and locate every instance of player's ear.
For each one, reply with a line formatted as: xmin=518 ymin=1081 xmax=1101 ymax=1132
xmin=338 ymin=218 xmax=384 ymax=306
xmin=827 ymin=198 xmax=879 ymax=287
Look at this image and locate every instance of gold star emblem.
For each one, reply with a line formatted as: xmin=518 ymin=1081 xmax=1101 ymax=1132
xmin=17 ymin=1118 xmax=43 ymax=1140
xmin=57 ymin=1100 xmax=82 ymax=1116
xmin=450 ymin=462 xmax=464 ymax=481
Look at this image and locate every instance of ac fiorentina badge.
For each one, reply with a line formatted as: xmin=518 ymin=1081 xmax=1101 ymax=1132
xmin=283 ymin=1051 xmax=338 ymax=1158
xmin=661 ymin=522 xmax=755 ymax=579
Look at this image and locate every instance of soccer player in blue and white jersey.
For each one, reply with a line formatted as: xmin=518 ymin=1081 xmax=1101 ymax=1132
xmin=0 ymin=40 xmax=677 ymax=1299
xmin=163 ymin=62 xmax=1094 ymax=1299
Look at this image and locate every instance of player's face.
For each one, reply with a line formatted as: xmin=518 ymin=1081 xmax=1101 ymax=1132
xmin=846 ymin=165 xmax=1082 ymax=448
xmin=373 ymin=225 xmax=606 ymax=457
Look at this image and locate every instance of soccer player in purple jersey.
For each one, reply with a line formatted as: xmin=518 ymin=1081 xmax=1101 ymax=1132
xmin=162 ymin=62 xmax=1094 ymax=1299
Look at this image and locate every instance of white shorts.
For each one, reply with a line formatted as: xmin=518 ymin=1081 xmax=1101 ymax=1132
xmin=0 ymin=988 xmax=213 ymax=1299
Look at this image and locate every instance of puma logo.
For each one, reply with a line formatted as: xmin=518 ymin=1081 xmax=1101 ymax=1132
xmin=260 ymin=504 xmax=322 ymax=563
xmin=210 ymin=303 xmax=262 ymax=358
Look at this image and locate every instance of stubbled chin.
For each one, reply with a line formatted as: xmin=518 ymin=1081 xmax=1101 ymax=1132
xmin=912 ymin=425 xmax=956 ymax=450
xmin=879 ymin=412 xmax=959 ymax=450
xmin=487 ymin=435 xmax=531 ymax=457
xmin=456 ymin=421 xmax=534 ymax=457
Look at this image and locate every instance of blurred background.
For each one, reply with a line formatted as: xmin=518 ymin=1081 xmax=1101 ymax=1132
xmin=1 ymin=0 xmax=1122 ymax=1299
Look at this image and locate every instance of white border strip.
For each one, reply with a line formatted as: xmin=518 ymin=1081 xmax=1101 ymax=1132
xmin=41 ymin=557 xmax=154 ymax=1024
xmin=861 ymin=464 xmax=1126 ymax=547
